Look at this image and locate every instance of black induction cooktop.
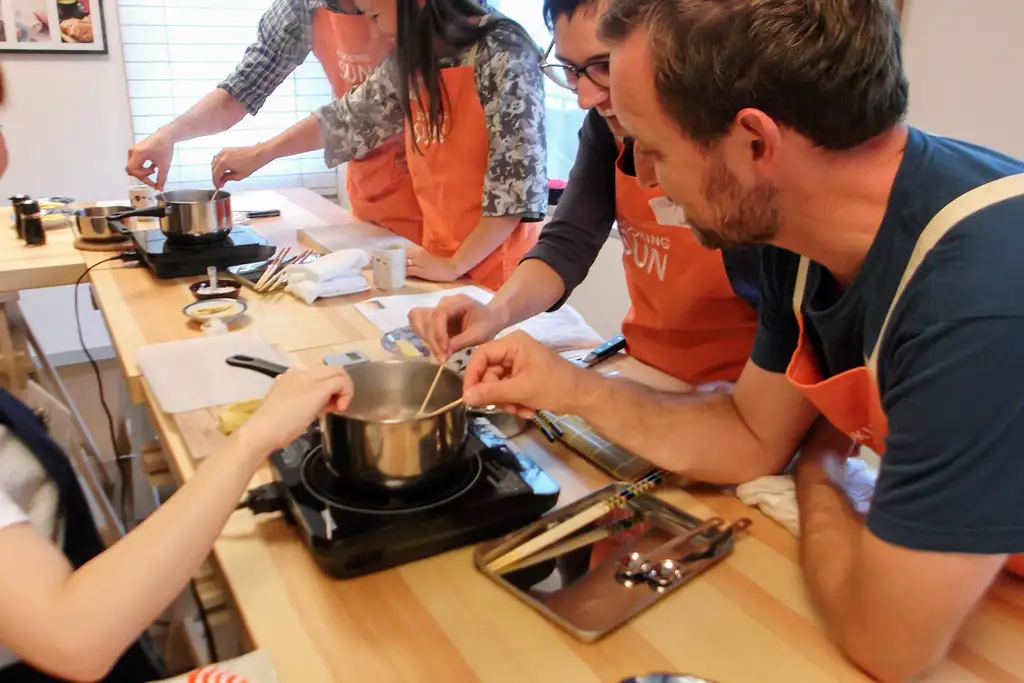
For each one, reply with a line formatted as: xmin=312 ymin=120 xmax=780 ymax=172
xmin=270 ymin=417 xmax=561 ymax=579
xmin=129 ymin=226 xmax=275 ymax=279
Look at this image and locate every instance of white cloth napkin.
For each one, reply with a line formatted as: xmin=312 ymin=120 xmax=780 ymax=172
xmin=286 ymin=274 xmax=369 ymax=305
xmin=735 ymin=458 xmax=878 ymax=537
xmin=501 ymin=306 xmax=603 ymax=350
xmin=285 ymin=249 xmax=369 ymax=283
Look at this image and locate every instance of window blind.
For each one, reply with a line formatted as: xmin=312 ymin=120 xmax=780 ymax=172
xmin=116 ymin=0 xmax=583 ymax=196
xmin=116 ymin=0 xmax=338 ymax=195
xmin=491 ymin=0 xmax=586 ymax=183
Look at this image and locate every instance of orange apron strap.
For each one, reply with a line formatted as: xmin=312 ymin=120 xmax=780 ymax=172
xmin=866 ymin=172 xmax=1024 ymax=377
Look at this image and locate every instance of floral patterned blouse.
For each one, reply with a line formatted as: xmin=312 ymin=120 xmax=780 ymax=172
xmin=314 ymin=18 xmax=548 ymax=218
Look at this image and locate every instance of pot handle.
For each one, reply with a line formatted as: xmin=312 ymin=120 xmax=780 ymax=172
xmin=107 ymin=206 xmax=171 ymax=221
xmin=225 ymin=355 xmax=290 ymax=378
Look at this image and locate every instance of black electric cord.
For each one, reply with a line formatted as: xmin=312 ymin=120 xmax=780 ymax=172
xmin=236 ymin=482 xmax=287 ymax=514
xmin=73 ymin=253 xmax=139 ymax=527
xmin=189 ymin=578 xmax=219 ymax=664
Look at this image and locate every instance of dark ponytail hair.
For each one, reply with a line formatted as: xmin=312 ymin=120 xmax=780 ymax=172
xmin=395 ymin=0 xmax=534 ymax=154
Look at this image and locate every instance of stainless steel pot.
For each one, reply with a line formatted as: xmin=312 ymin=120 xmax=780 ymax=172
xmin=108 ymin=189 xmax=233 ymax=242
xmin=73 ymin=205 xmax=136 ymax=241
xmin=226 ymin=356 xmax=471 ymax=492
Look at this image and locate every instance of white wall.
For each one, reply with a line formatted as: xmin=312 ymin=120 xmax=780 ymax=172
xmin=901 ymin=0 xmax=1024 ymax=159
xmin=0 ymin=0 xmax=131 ymax=363
xmin=0 ymin=0 xmax=134 ymax=200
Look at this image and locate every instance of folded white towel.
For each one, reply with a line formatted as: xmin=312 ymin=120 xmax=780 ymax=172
xmin=500 ymin=306 xmax=603 ymax=351
xmin=286 ymin=274 xmax=369 ymax=305
xmin=285 ymin=249 xmax=369 ymax=283
xmin=735 ymin=458 xmax=878 ymax=537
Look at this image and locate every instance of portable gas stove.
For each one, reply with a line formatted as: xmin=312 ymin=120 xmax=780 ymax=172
xmin=268 ymin=417 xmax=560 ymax=578
xmin=129 ymin=226 xmax=275 ymax=278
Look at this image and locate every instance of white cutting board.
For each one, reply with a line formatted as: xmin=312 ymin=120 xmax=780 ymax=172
xmin=136 ymin=331 xmax=292 ymax=414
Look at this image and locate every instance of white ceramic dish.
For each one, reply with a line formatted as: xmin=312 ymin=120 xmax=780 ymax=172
xmin=182 ymin=298 xmax=247 ymax=324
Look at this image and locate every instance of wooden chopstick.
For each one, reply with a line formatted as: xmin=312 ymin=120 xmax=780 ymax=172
xmin=252 ymin=249 xmax=282 ymax=291
xmin=254 ymin=247 xmax=289 ymax=292
xmin=495 ymin=520 xmax=632 ymax=574
xmin=486 ymin=470 xmax=665 ymax=573
xmin=261 ymin=248 xmax=311 ymax=293
xmin=416 ymin=363 xmax=447 ymax=416
xmin=419 ymin=397 xmax=463 ymax=419
xmin=260 ymin=247 xmax=292 ymax=292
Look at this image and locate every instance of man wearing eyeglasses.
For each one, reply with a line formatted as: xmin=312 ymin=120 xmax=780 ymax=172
xmin=409 ymin=0 xmax=761 ymax=387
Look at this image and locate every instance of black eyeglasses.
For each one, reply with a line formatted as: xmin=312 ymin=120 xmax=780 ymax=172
xmin=539 ymin=40 xmax=610 ymax=92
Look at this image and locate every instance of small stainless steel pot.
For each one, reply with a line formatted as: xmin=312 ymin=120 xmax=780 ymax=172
xmin=109 ymin=189 xmax=233 ymax=242
xmin=226 ymin=356 xmax=471 ymax=492
xmin=73 ymin=205 xmax=135 ymax=241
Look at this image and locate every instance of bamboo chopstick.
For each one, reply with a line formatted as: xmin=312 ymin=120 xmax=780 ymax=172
xmin=495 ymin=520 xmax=632 ymax=574
xmin=261 ymin=248 xmax=311 ymax=293
xmin=487 ymin=470 xmax=665 ymax=573
xmin=416 ymin=361 xmax=447 ymax=416
xmin=254 ymin=247 xmax=289 ymax=291
xmin=420 ymin=397 xmax=463 ymax=419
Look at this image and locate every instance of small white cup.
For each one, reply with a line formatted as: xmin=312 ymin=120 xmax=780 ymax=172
xmin=129 ymin=185 xmax=158 ymax=210
xmin=372 ymin=243 xmax=407 ymax=291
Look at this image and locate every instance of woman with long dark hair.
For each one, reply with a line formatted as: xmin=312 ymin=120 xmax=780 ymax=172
xmin=212 ymin=0 xmax=548 ymax=291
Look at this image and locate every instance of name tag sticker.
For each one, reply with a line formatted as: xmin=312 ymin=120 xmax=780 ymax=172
xmin=648 ymin=197 xmax=689 ymax=227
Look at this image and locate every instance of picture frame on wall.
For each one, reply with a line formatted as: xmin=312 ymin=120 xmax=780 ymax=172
xmin=0 ymin=0 xmax=107 ymax=54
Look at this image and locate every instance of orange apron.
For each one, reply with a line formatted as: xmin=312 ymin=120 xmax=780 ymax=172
xmin=785 ymin=173 xmax=1024 ymax=577
xmin=403 ymin=44 xmax=539 ymax=291
xmin=311 ymin=9 xmax=423 ymax=244
xmin=615 ymin=145 xmax=758 ymax=384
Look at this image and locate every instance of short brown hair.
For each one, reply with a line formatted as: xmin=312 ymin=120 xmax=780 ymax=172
xmin=599 ymin=0 xmax=908 ymax=150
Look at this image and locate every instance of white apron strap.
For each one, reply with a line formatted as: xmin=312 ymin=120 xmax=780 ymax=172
xmin=866 ymin=172 xmax=1024 ymax=376
xmin=791 ymin=255 xmax=812 ymax=319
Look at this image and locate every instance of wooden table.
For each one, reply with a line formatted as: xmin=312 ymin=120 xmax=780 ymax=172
xmin=86 ymin=189 xmax=1024 ymax=683
xmin=0 ymin=211 xmax=87 ymax=292
xmin=85 ymin=189 xmax=440 ymax=405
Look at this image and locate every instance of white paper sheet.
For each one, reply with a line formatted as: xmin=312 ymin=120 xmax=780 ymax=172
xmin=355 ymin=285 xmax=603 ymax=351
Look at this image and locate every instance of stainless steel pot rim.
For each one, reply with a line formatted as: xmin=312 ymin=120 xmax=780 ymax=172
xmin=336 ymin=358 xmax=464 ymax=425
xmin=333 ymin=407 xmax=463 ymax=425
xmin=157 ymin=189 xmax=231 ymax=204
xmin=78 ymin=205 xmax=134 ymax=216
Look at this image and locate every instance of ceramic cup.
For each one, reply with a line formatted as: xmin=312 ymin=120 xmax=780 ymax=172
xmin=129 ymin=185 xmax=158 ymax=210
xmin=372 ymin=243 xmax=407 ymax=291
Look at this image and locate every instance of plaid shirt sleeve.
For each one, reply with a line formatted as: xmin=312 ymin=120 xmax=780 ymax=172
xmin=218 ymin=0 xmax=318 ymax=115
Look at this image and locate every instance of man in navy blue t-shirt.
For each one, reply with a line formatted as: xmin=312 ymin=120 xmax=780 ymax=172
xmin=461 ymin=0 xmax=1024 ymax=678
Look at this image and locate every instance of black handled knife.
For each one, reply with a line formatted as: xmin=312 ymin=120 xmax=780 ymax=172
xmin=577 ymin=334 xmax=627 ymax=368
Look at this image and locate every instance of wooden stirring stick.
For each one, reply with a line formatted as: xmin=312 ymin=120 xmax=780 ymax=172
xmin=420 ymin=397 xmax=464 ymax=419
xmin=417 ymin=362 xmax=448 ymax=416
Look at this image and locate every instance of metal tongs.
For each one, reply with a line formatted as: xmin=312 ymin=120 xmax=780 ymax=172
xmin=616 ymin=517 xmax=752 ymax=591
